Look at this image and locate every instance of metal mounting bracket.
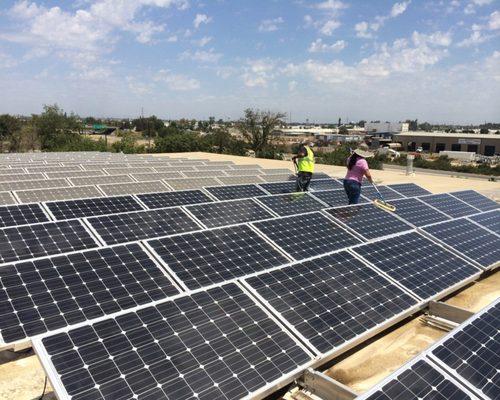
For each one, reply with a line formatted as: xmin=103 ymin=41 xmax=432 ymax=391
xmin=296 ymin=368 xmax=359 ymax=400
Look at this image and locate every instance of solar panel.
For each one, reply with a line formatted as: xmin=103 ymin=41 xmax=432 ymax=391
xmin=245 ymin=250 xmax=418 ymax=355
xmin=34 ymin=283 xmax=312 ymax=400
xmin=99 ymin=181 xmax=170 ymax=196
xmin=0 ymin=168 xmax=27 ymax=175
xmin=0 ymin=203 xmax=49 ymax=228
xmin=387 ymin=183 xmax=431 ymax=197
xmin=129 ymin=172 xmax=183 ymax=181
xmin=193 ymin=165 xmax=233 ymax=171
xmin=429 ymin=299 xmax=499 ymax=400
xmin=230 ymin=164 xmax=262 ymax=169
xmin=311 ymin=189 xmax=369 ymax=207
xmin=422 ymin=219 xmax=500 ymax=269
xmin=260 ymin=168 xmax=294 ymax=174
xmin=204 ymin=184 xmax=268 ymax=200
xmin=153 ymin=166 xmax=196 ymax=172
xmin=468 ymin=210 xmax=500 ymax=235
xmin=46 ymin=195 xmax=144 ymax=220
xmin=252 ymin=212 xmax=362 ymax=260
xmin=258 ymin=181 xmax=297 ymax=194
xmin=25 ymin=165 xmax=82 ymax=173
xmin=389 ymin=197 xmax=451 ymax=227
xmin=45 ymin=170 xmax=106 ymax=179
xmin=137 ymin=189 xmax=213 ymax=209
xmin=0 ymin=173 xmax=46 ymax=183
xmin=259 ymin=174 xmax=296 ymax=182
xmin=0 ymin=192 xmax=16 ymax=206
xmin=146 ymin=225 xmax=290 ymax=290
xmin=0 ymin=220 xmax=99 ymax=265
xmin=216 ymin=175 xmax=265 ymax=185
xmin=164 ymin=177 xmax=222 ymax=190
xmin=182 ymin=170 xmax=227 ymax=178
xmin=256 ymin=193 xmax=326 ymax=216
xmin=449 ymin=190 xmax=499 ymax=212
xmin=0 ymin=243 xmax=180 ymax=345
xmin=0 ymin=178 xmax=70 ymax=191
xmin=70 ymin=174 xmax=135 ymax=186
xmin=87 ymin=208 xmax=201 ymax=245
xmin=361 ymin=185 xmax=405 ymax=201
xmin=15 ymin=186 xmax=103 ymax=203
xmin=225 ymin=169 xmax=262 ymax=176
xmin=311 ymin=172 xmax=332 ymax=180
xmin=352 ymin=232 xmax=480 ymax=300
xmin=326 ymin=204 xmax=413 ymax=240
xmin=185 ymin=199 xmax=274 ymax=228
xmin=309 ymin=178 xmax=344 ymax=191
xmin=358 ymin=357 xmax=478 ymax=400
xmin=418 ymin=194 xmax=480 ymax=218
xmin=104 ymin=167 xmax=156 ymax=175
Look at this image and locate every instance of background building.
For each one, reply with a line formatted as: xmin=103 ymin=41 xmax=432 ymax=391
xmin=393 ymin=131 xmax=499 ymax=155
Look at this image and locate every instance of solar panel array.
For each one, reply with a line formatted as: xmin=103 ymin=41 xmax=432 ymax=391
xmin=419 ymin=193 xmax=480 ymax=218
xmin=326 ymin=204 xmax=413 ymax=240
xmin=0 ymin=152 xmax=498 ymax=400
xmin=422 ymin=219 xmax=500 ymax=269
xmin=361 ymin=298 xmax=499 ymax=400
xmin=245 ymin=251 xmax=417 ymax=354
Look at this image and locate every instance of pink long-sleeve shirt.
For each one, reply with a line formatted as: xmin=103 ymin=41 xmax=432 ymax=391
xmin=345 ymin=157 xmax=368 ymax=184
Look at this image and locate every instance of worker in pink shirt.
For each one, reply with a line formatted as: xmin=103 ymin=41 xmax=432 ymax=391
xmin=344 ymin=143 xmax=374 ymax=204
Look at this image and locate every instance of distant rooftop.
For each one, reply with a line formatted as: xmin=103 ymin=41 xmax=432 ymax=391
xmin=394 ymin=131 xmax=500 ymax=139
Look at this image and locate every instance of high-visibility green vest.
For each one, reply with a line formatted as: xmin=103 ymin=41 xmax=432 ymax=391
xmin=297 ymin=146 xmax=315 ymax=173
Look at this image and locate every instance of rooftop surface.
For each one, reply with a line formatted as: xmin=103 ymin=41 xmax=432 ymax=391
xmin=0 ymin=152 xmax=498 ymax=400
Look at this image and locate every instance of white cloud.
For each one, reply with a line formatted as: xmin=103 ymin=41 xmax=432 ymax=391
xmin=355 ymin=21 xmax=372 ymax=38
xmin=458 ymin=11 xmax=500 ymax=47
xmin=180 ymin=48 xmax=222 ymax=63
xmin=193 ymin=13 xmax=212 ymax=29
xmin=258 ymin=17 xmax=284 ymax=32
xmin=167 ymin=35 xmax=178 ymax=42
xmin=288 ymin=80 xmax=298 ymax=91
xmin=464 ymin=0 xmax=493 ymax=14
xmin=412 ymin=31 xmax=452 ymax=47
xmin=192 ymin=36 xmax=212 ymax=46
xmin=287 ymin=31 xmax=449 ymax=84
xmin=355 ymin=1 xmax=411 ymax=39
xmin=0 ymin=52 xmax=18 ymax=68
xmin=308 ymin=38 xmax=346 ymax=52
xmin=489 ymin=10 xmax=500 ymax=30
xmin=242 ymin=59 xmax=275 ymax=87
xmin=390 ymin=1 xmax=411 ymax=17
xmin=319 ymin=19 xmax=341 ymax=35
xmin=314 ymin=0 xmax=348 ymax=10
xmin=154 ymin=69 xmax=200 ymax=91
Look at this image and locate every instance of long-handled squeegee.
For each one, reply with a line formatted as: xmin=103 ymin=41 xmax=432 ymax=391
xmin=371 ymin=182 xmax=396 ymax=212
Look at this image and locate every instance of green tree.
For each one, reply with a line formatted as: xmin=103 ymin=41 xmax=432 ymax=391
xmin=35 ymin=104 xmax=82 ymax=150
xmin=237 ymin=108 xmax=285 ymax=152
xmin=479 ymin=128 xmax=489 ymax=134
xmin=0 ymin=114 xmax=21 ymax=152
xmin=338 ymin=126 xmax=349 ymax=135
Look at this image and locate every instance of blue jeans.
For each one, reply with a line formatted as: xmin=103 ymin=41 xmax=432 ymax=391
xmin=344 ymin=179 xmax=361 ymax=204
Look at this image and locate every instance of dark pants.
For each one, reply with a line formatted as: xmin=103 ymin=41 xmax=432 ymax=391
xmin=296 ymin=172 xmax=312 ymax=192
xmin=343 ymin=179 xmax=361 ymax=204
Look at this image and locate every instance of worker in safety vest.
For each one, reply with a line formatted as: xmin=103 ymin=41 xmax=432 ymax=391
xmin=292 ymin=141 xmax=315 ymax=192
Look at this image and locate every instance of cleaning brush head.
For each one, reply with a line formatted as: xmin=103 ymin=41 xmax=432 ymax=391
xmin=373 ymin=198 xmax=397 ymax=212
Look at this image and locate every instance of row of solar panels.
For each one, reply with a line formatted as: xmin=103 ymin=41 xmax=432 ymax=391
xmin=0 ymin=171 xmax=337 ymax=205
xmin=358 ymin=298 xmax=499 ymax=400
xmin=0 ymin=179 xmax=497 ymax=265
xmin=0 ymin=183 xmax=497 ymax=399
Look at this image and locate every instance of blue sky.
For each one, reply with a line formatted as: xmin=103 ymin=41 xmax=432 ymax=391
xmin=0 ymin=0 xmax=499 ymax=123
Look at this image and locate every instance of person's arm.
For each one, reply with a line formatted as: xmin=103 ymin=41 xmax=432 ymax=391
xmin=292 ymin=146 xmax=307 ymax=162
xmin=360 ymin=158 xmax=373 ymax=183
xmin=364 ymin=168 xmax=373 ymax=183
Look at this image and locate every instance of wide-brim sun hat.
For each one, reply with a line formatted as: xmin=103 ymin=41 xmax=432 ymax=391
xmin=353 ymin=143 xmax=374 ymax=158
